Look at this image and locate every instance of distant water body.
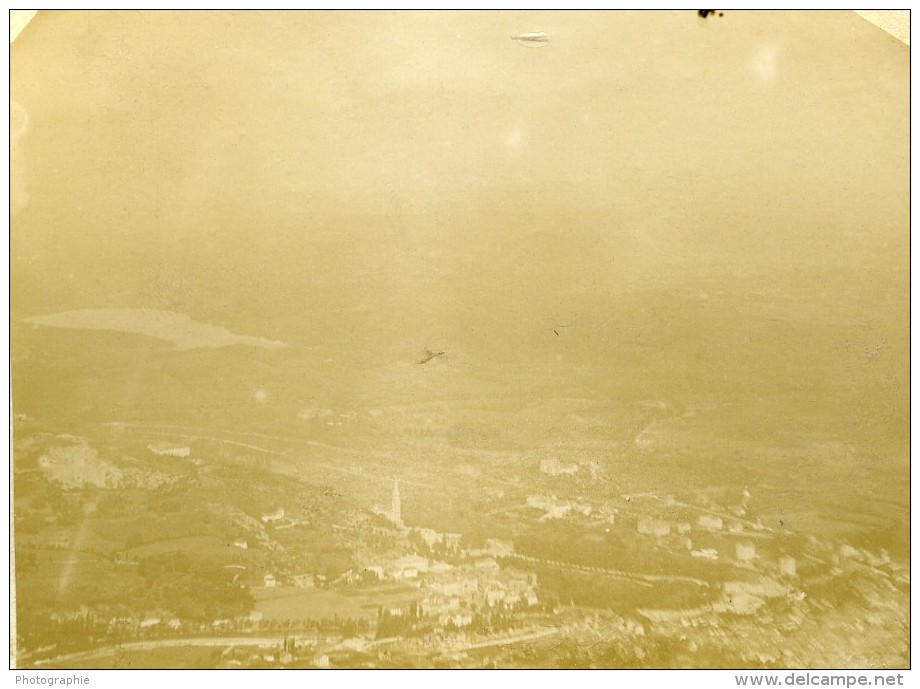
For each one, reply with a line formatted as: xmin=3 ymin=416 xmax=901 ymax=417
xmin=24 ymin=308 xmax=288 ymax=351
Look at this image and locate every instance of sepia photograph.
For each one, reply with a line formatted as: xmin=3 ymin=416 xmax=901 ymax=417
xmin=8 ymin=8 xmax=910 ymax=671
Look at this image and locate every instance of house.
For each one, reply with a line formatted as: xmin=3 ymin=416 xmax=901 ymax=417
xmin=291 ymin=573 xmax=315 ymax=588
xmin=232 ymin=539 xmax=248 ymax=549
xmin=484 ymin=539 xmax=515 ymax=557
xmin=778 ymin=555 xmax=797 ymax=578
xmin=527 ymin=494 xmax=572 ymax=519
xmin=441 ymin=612 xmax=472 ymax=627
xmin=485 ymin=589 xmax=506 ymax=607
xmin=429 ymin=574 xmax=478 ymax=597
xmin=263 ymin=574 xmax=277 ymax=588
xmin=364 ymin=565 xmax=385 ymax=580
xmin=736 ymin=542 xmax=757 ymax=562
xmin=261 ymin=508 xmax=285 ymax=524
xmin=414 ymin=527 xmax=442 ymax=549
xmin=443 ymin=533 xmax=462 ymax=551
xmin=839 ymin=544 xmax=860 ymax=559
xmin=539 ymin=457 xmax=579 ymax=476
xmin=382 ymin=554 xmax=430 ymax=581
xmin=394 ymin=554 xmax=430 ymax=573
xmin=335 ymin=570 xmax=362 ymax=585
xmin=691 ymin=548 xmax=719 ymax=560
xmin=696 ymin=515 xmax=724 ymax=531
xmin=420 ymin=596 xmax=456 ymax=618
xmin=637 ymin=518 xmax=671 ymax=537
xmin=474 ymin=558 xmax=500 ymax=573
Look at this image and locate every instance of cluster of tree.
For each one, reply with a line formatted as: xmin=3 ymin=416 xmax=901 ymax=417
xmin=466 ymin=609 xmax=520 ymax=634
xmin=16 ymin=608 xmax=111 ymax=655
xmin=136 ymin=550 xmax=253 ymax=621
xmin=375 ymin=604 xmax=424 ymax=639
xmin=259 ymin=615 xmax=371 ymax=638
xmin=13 ymin=473 xmax=82 ymax=533
xmin=375 ymin=604 xmax=527 ymax=641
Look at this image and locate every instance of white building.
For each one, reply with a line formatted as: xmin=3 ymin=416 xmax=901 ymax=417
xmin=394 ymin=554 xmax=429 ymax=574
xmin=261 ymin=508 xmax=285 ymax=523
xmin=637 ymin=518 xmax=671 ymax=537
xmin=365 ymin=565 xmax=385 ymax=580
xmin=691 ymin=548 xmax=719 ymax=560
xmin=414 ymin=527 xmax=442 ymax=549
xmin=778 ymin=555 xmax=797 ymax=578
xmin=291 ymin=573 xmax=315 ymax=588
xmin=147 ymin=443 xmax=191 ymax=458
xmin=696 ymin=514 xmax=724 ymax=531
xmin=736 ymin=541 xmax=757 ymax=562
xmin=539 ymin=457 xmax=579 ymax=476
xmin=474 ymin=558 xmax=500 ymax=573
xmin=484 ymin=538 xmax=515 ymax=557
xmin=440 ymin=612 xmax=473 ymax=627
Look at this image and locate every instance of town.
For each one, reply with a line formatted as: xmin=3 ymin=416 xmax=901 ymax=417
xmin=13 ymin=424 xmax=908 ymax=669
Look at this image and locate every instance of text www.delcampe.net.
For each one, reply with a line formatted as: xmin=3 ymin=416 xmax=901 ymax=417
xmin=735 ymin=674 xmax=905 ymax=687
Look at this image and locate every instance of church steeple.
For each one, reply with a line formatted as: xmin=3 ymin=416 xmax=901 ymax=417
xmin=391 ymin=479 xmax=402 ymax=527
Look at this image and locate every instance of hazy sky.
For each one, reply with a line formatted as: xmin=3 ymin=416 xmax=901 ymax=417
xmin=10 ymin=11 xmax=908 ymax=346
xmin=11 ymin=11 xmax=907 ymax=214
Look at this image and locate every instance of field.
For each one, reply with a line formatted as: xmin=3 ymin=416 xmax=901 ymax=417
xmin=252 ymin=584 xmax=423 ymax=622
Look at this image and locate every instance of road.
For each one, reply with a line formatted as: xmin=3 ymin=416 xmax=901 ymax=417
xmin=28 ymin=635 xmax=320 ymax=667
xmin=505 ymin=553 xmax=709 ymax=588
xmin=441 ymin=626 xmax=560 ymax=653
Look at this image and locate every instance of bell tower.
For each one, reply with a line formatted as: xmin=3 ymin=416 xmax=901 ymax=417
xmin=391 ymin=479 xmax=402 ymax=527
